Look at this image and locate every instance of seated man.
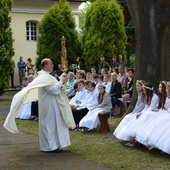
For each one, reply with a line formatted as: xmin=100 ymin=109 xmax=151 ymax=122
xmin=117 ymin=64 xmax=128 ymax=89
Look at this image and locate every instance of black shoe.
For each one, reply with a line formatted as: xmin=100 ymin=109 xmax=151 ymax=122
xmin=42 ymin=148 xmax=63 ymax=153
xmin=52 ymin=149 xmax=63 ymax=153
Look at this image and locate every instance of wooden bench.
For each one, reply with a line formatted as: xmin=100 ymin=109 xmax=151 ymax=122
xmin=98 ymin=111 xmax=112 ymax=133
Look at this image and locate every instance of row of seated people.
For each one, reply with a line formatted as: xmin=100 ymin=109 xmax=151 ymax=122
xmin=16 ymin=64 xmax=133 ymax=127
xmin=114 ymin=80 xmax=170 ymax=155
xmin=64 ymin=67 xmax=134 ymax=113
xmin=68 ymin=70 xmax=132 ymax=132
xmin=69 ymin=80 xmax=111 ymax=132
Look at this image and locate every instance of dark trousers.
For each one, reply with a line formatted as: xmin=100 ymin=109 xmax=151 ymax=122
xmin=31 ymin=101 xmax=39 ymax=117
xmin=72 ymin=108 xmax=89 ymax=126
xmin=111 ymin=98 xmax=122 ymax=107
xmin=19 ymin=69 xmax=25 ymax=86
xmin=10 ymin=71 xmax=15 ymax=88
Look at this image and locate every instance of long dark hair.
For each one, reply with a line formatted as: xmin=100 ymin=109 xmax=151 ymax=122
xmin=98 ymin=85 xmax=106 ymax=104
xmin=158 ymin=81 xmax=167 ymax=109
xmin=142 ymin=82 xmax=154 ymax=105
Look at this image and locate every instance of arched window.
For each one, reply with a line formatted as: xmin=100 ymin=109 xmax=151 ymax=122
xmin=26 ymin=21 xmax=38 ymax=41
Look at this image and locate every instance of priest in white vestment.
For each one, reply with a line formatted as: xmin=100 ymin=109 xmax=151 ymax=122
xmin=4 ymin=58 xmax=75 ymax=152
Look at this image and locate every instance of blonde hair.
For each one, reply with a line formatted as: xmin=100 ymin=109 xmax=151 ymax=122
xmin=28 ymin=75 xmax=34 ymax=83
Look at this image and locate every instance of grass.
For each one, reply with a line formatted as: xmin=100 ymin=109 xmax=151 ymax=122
xmin=4 ymin=90 xmax=19 ymax=95
xmin=1 ymin=91 xmax=170 ymax=169
xmin=0 ymin=90 xmax=17 ymax=105
xmin=0 ymin=98 xmax=12 ymax=105
xmin=5 ymin=117 xmax=170 ymax=170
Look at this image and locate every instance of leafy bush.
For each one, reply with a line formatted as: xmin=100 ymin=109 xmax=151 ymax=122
xmin=81 ymin=0 xmax=127 ymax=70
xmin=36 ymin=0 xmax=81 ymax=71
xmin=0 ymin=0 xmax=14 ymax=95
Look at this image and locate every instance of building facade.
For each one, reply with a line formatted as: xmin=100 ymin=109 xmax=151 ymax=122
xmin=10 ymin=0 xmax=82 ymax=87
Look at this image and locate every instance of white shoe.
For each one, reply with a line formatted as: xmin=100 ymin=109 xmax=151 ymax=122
xmin=81 ymin=128 xmax=85 ymax=132
xmin=148 ymin=146 xmax=155 ymax=150
xmin=128 ymin=143 xmax=136 ymax=147
xmin=125 ymin=140 xmax=138 ymax=147
xmin=125 ymin=142 xmax=131 ymax=146
xmin=87 ymin=128 xmax=92 ymax=132
xmin=125 ymin=140 xmax=135 ymax=146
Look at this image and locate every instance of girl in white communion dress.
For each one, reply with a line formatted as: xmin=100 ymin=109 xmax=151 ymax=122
xmin=113 ymin=80 xmax=145 ymax=141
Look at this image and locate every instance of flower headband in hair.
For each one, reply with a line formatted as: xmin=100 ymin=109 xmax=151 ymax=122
xmin=137 ymin=80 xmax=144 ymax=86
xmin=162 ymin=81 xmax=167 ymax=85
xmin=167 ymin=82 xmax=170 ymax=86
xmin=142 ymin=84 xmax=154 ymax=90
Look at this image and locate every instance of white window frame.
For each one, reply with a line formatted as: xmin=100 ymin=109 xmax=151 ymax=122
xmin=26 ymin=21 xmax=38 ymax=41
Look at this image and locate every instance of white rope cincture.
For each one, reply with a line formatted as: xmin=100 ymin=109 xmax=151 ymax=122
xmin=162 ymin=81 xmax=167 ymax=85
xmin=167 ymin=82 xmax=170 ymax=86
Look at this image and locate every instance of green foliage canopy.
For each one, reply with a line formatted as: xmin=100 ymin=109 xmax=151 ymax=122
xmin=81 ymin=0 xmax=127 ymax=69
xmin=36 ymin=0 xmax=81 ymax=71
xmin=0 ymin=0 xmax=14 ymax=95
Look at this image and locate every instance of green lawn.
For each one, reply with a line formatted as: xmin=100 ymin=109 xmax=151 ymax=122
xmin=0 ymin=90 xmax=17 ymax=105
xmin=1 ymin=91 xmax=170 ymax=169
xmin=11 ymin=118 xmax=170 ymax=170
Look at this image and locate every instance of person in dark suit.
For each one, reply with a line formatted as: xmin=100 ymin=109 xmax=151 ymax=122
xmin=10 ymin=60 xmax=15 ymax=88
xmin=110 ymin=72 xmax=122 ymax=107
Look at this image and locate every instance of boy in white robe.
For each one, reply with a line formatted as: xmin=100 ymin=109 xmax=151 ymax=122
xmin=69 ymin=79 xmax=87 ymax=109
xmin=72 ymin=82 xmax=98 ymax=129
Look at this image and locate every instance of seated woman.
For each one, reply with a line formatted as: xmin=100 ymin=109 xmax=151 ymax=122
xmin=114 ymin=82 xmax=159 ymax=145
xmin=122 ymin=68 xmax=134 ymax=111
xmin=79 ymin=85 xmax=112 ymax=131
xmin=110 ymin=72 xmax=122 ymax=107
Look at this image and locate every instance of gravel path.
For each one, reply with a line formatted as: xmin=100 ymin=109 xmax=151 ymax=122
xmin=0 ymin=94 xmax=112 ymax=170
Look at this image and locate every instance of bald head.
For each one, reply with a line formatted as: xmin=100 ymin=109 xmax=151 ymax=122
xmin=41 ymin=58 xmax=53 ymax=72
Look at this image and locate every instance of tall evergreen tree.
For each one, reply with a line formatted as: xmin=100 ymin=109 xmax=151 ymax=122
xmin=81 ymin=0 xmax=127 ymax=70
xmin=36 ymin=0 xmax=81 ymax=71
xmin=0 ymin=0 xmax=14 ymax=95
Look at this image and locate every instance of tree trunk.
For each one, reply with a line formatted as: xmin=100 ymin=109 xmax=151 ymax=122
xmin=126 ymin=0 xmax=170 ymax=85
xmin=125 ymin=0 xmax=170 ymax=112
